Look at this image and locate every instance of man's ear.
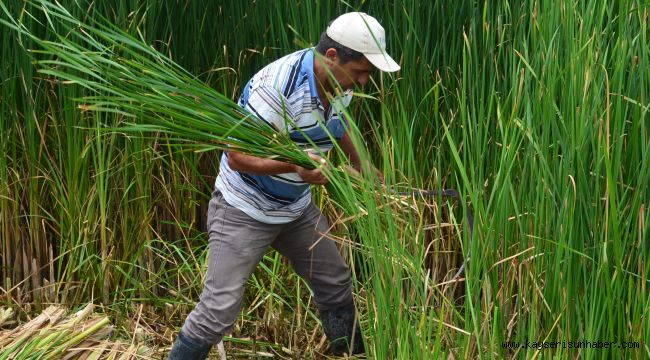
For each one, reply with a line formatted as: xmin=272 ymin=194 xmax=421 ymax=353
xmin=324 ymin=48 xmax=339 ymax=65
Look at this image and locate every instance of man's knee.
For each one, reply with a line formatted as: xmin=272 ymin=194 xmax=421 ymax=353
xmin=181 ymin=292 xmax=241 ymax=345
xmin=181 ymin=314 xmax=225 ymax=346
xmin=312 ymin=268 xmax=354 ymax=310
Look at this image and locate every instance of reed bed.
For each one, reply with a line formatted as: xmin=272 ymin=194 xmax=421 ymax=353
xmin=1 ymin=0 xmax=648 ymax=358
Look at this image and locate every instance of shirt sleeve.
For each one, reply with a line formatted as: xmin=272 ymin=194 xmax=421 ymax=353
xmin=241 ymin=85 xmax=294 ymax=133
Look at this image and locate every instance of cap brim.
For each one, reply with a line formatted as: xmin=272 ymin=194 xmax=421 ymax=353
xmin=365 ymin=52 xmax=400 ymax=72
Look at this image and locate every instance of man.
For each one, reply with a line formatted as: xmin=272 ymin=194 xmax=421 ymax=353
xmin=169 ymin=12 xmax=400 ymax=359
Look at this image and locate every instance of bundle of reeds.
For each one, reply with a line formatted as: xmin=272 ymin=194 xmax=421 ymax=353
xmin=0 ymin=304 xmax=151 ymax=359
xmin=0 ymin=0 xmax=318 ymax=168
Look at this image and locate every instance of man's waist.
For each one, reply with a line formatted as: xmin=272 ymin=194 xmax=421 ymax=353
xmin=215 ymin=174 xmax=311 ymax=224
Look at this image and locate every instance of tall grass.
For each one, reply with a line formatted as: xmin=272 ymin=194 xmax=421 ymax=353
xmin=1 ymin=0 xmax=648 ymax=358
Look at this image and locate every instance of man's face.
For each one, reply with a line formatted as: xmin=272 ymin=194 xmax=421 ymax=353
xmin=326 ymin=52 xmax=375 ymax=92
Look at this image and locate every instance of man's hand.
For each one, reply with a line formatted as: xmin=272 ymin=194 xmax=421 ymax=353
xmin=348 ymin=163 xmax=385 ymax=185
xmin=296 ymin=153 xmax=329 ymax=185
xmin=371 ymin=165 xmax=385 ymax=184
xmin=339 ymin=132 xmax=384 ymax=184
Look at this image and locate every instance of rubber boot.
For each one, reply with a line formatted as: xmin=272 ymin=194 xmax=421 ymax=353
xmin=321 ymin=302 xmax=365 ymax=356
xmin=167 ymin=330 xmax=212 ymax=360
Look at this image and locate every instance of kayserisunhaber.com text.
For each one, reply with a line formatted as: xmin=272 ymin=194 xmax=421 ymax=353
xmin=501 ymin=340 xmax=640 ymax=350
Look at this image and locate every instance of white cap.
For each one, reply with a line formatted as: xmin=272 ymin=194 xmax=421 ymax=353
xmin=326 ymin=12 xmax=400 ymax=72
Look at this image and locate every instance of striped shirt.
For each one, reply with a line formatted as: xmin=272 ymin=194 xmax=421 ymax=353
xmin=215 ymin=48 xmax=352 ymax=224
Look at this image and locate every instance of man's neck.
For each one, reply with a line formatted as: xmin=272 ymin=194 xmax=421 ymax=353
xmin=312 ymin=55 xmax=332 ymax=112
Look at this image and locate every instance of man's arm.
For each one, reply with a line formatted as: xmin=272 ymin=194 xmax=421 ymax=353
xmin=228 ymin=151 xmax=329 ymax=185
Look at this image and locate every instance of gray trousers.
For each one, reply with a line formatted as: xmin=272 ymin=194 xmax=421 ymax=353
xmin=181 ymin=190 xmax=353 ymax=345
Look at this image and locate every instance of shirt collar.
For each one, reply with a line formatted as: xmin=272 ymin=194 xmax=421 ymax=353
xmin=301 ymin=48 xmax=320 ymax=100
